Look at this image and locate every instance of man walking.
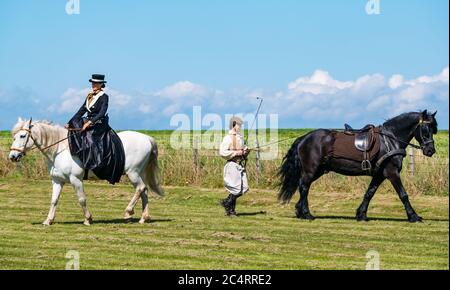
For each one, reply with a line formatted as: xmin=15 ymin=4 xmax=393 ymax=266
xmin=219 ymin=117 xmax=250 ymax=216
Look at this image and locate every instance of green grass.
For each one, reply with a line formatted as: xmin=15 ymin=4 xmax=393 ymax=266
xmin=0 ymin=178 xmax=448 ymax=270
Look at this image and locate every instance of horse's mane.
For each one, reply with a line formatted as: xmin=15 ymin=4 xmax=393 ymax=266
xmin=382 ymin=111 xmax=438 ymax=134
xmin=382 ymin=112 xmax=420 ymax=127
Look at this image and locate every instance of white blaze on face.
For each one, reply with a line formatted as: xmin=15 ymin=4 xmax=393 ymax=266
xmin=9 ymin=131 xmax=26 ymax=161
xmin=9 ymin=119 xmax=33 ymax=161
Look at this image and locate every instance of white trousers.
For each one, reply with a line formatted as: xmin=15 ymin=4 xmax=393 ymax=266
xmin=223 ymin=161 xmax=249 ymax=196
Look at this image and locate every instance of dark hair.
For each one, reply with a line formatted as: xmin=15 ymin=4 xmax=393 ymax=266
xmin=101 ymin=84 xmax=106 ymax=89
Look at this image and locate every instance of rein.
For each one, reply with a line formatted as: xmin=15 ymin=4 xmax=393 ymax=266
xmin=377 ymin=131 xmax=422 ymax=150
xmin=248 ymin=136 xmax=298 ymax=151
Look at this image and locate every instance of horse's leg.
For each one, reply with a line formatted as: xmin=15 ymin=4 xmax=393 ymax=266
xmin=126 ymin=172 xmax=149 ymax=224
xmin=388 ymin=172 xmax=422 ymax=222
xmin=70 ymin=176 xmax=93 ymax=226
xmin=43 ymin=180 xmax=64 ymax=226
xmin=356 ymin=175 xmax=385 ymax=221
xmin=124 ymin=192 xmax=140 ymax=220
xmin=295 ymin=178 xmax=315 ymax=220
xmin=139 ymin=188 xmax=150 ymax=224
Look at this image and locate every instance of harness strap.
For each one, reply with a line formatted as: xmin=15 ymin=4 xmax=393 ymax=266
xmin=377 ymin=131 xmax=421 ymax=150
xmin=375 ymin=149 xmax=406 ymax=170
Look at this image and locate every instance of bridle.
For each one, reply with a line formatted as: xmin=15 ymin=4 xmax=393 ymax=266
xmin=379 ymin=118 xmax=435 ymax=151
xmin=10 ymin=121 xmax=34 ymax=155
xmin=10 ymin=119 xmax=81 ymax=157
xmin=415 ymin=119 xmax=435 ymax=150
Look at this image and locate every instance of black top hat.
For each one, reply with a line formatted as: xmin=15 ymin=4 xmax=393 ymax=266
xmin=89 ymin=74 xmax=107 ymax=84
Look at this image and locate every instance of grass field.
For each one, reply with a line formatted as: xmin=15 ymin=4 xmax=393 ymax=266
xmin=0 ymin=129 xmax=448 ymax=269
xmin=0 ymin=178 xmax=448 ymax=270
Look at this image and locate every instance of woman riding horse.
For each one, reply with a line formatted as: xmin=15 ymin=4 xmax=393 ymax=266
xmin=65 ymin=74 xmax=125 ymax=184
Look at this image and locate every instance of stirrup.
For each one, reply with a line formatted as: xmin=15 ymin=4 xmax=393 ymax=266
xmin=361 ymin=160 xmax=372 ymax=171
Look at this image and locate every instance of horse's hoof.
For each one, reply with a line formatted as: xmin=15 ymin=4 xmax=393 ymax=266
xmin=139 ymin=216 xmax=150 ymax=224
xmin=304 ymin=214 xmax=316 ymax=221
xmin=42 ymin=219 xmax=53 ymax=226
xmin=83 ymin=217 xmax=93 ymax=226
xmin=124 ymin=209 xmax=135 ymax=220
xmin=297 ymin=213 xmax=316 ymax=220
xmin=408 ymin=215 xmax=423 ymax=223
xmin=356 ymin=214 xmax=369 ymax=222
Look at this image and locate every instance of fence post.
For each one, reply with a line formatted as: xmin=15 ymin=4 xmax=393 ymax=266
xmin=408 ymin=147 xmax=415 ymax=175
xmin=255 ymin=139 xmax=262 ymax=175
xmin=193 ymin=137 xmax=200 ymax=175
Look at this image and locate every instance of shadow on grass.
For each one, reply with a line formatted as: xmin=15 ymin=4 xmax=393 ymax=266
xmin=298 ymin=215 xmax=449 ymax=223
xmin=32 ymin=218 xmax=174 ymax=225
xmin=236 ymin=211 xmax=267 ymax=217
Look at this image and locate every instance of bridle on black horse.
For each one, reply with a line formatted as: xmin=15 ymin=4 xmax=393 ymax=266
xmin=415 ymin=119 xmax=435 ymax=150
xmin=378 ymin=118 xmax=434 ymax=151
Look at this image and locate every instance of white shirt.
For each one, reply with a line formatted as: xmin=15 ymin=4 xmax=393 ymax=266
xmin=219 ymin=130 xmax=246 ymax=160
xmin=85 ymin=91 xmax=105 ymax=112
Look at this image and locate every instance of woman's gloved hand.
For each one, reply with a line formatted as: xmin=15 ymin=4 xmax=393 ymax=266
xmin=81 ymin=120 xmax=92 ymax=132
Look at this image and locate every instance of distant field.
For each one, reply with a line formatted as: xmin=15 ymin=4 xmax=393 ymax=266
xmin=0 ymin=179 xmax=448 ymax=270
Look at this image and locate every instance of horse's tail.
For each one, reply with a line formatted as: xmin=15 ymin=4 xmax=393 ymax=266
xmin=278 ymin=136 xmax=304 ymax=203
xmin=145 ymin=137 xmax=165 ymax=197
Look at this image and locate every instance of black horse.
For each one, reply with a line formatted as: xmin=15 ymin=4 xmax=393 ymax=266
xmin=279 ymin=110 xmax=438 ymax=222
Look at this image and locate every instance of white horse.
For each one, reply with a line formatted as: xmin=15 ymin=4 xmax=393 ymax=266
xmin=9 ymin=118 xmax=164 ymax=226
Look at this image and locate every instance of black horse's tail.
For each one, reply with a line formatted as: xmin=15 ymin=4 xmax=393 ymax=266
xmin=278 ymin=136 xmax=304 ymax=203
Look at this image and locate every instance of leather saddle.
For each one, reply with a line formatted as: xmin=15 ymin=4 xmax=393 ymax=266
xmin=344 ymin=124 xmax=375 ymax=134
xmin=343 ymin=124 xmax=377 ymax=171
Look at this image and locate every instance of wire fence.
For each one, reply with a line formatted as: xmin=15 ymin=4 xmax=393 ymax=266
xmin=1 ymin=134 xmax=448 ymax=195
xmin=1 ymin=136 xmax=449 ymax=165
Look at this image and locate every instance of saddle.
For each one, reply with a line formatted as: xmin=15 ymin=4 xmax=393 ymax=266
xmin=344 ymin=124 xmax=376 ymax=151
xmin=331 ymin=124 xmax=381 ymax=171
xmin=344 ymin=124 xmax=375 ymax=134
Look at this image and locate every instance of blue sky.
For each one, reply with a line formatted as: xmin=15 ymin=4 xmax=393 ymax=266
xmin=0 ymin=0 xmax=448 ymax=130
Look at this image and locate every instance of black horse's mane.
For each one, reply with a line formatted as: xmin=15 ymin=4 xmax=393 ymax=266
xmin=383 ymin=111 xmax=438 ymax=133
xmin=383 ymin=112 xmax=419 ymax=127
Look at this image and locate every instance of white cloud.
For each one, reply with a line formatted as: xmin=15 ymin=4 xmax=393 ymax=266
xmin=407 ymin=67 xmax=449 ymax=85
xmin=109 ymin=89 xmax=132 ymax=107
xmin=49 ymin=88 xmax=89 ymax=113
xmin=156 ymin=81 xmax=210 ymax=99
xmin=288 ymin=70 xmax=353 ymax=95
xmin=262 ymin=66 xmax=449 ymax=126
xmin=138 ymin=104 xmax=153 ymax=113
xmin=367 ymin=95 xmax=390 ymax=112
xmin=351 ymin=74 xmax=386 ymax=96
xmin=49 ymin=88 xmax=133 ymax=114
xmin=154 ymin=81 xmax=226 ymax=116
xmin=389 ymin=74 xmax=404 ymax=89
